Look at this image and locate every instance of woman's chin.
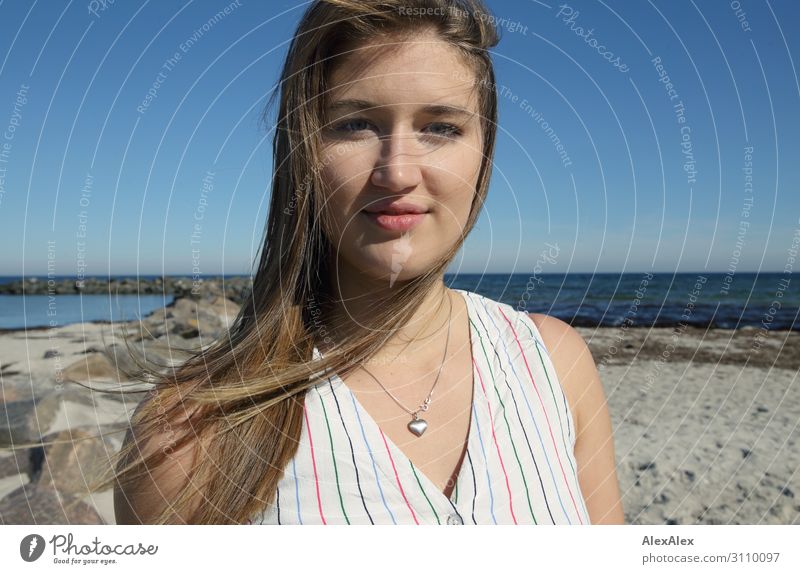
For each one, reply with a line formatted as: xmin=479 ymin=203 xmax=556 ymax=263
xmin=348 ymin=257 xmax=429 ymax=285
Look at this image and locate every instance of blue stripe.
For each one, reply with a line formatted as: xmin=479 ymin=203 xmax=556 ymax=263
xmin=478 ymin=298 xmax=572 ymax=524
xmin=347 ymin=389 xmax=398 ymax=524
xmin=471 ymin=390 xmax=498 ymax=524
xmin=291 ymin=456 xmax=303 ymax=524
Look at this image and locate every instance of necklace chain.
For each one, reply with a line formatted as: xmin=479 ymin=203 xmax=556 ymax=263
xmin=359 ymin=289 xmax=453 ymax=420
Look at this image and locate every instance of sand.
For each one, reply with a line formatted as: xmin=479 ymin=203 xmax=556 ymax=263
xmin=1 ymin=316 xmax=797 ymax=524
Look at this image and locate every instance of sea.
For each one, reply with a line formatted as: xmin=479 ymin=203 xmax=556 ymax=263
xmin=0 ymin=273 xmax=796 ymax=331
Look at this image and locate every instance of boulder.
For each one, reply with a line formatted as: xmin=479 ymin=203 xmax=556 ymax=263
xmin=0 ymin=394 xmax=62 ymax=449
xmin=63 ymin=352 xmax=130 ymax=383
xmin=0 ymin=484 xmax=104 ymax=524
xmin=35 ymin=429 xmax=111 ymax=496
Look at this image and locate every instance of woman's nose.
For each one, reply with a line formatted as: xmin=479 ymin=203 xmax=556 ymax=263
xmin=369 ymin=130 xmax=423 ymax=191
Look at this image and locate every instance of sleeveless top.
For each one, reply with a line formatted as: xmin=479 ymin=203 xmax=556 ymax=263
xmin=248 ymin=288 xmax=591 ymax=525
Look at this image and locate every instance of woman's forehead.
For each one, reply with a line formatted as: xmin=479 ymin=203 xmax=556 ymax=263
xmin=326 ymin=61 xmax=478 ymax=113
xmin=327 ymin=34 xmax=476 ymax=93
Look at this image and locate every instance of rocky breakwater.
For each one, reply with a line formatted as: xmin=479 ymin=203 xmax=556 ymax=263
xmin=0 ymin=275 xmax=253 ymax=306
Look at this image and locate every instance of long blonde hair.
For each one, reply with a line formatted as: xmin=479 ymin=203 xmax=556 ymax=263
xmin=69 ymin=0 xmax=499 ymax=524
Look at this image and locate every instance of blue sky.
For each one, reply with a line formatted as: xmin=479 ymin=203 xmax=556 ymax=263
xmin=0 ymin=0 xmax=798 ymax=275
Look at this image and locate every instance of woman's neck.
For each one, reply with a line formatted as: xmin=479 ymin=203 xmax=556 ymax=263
xmin=319 ymin=262 xmax=454 ymax=362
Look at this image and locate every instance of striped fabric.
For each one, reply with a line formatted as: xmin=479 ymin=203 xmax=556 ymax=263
xmin=249 ymin=288 xmax=590 ymax=525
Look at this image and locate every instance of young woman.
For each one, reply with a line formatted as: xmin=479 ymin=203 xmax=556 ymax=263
xmin=102 ymin=0 xmax=623 ymax=525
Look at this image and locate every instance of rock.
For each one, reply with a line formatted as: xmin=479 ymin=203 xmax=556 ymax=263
xmin=35 ymin=429 xmax=110 ymax=496
xmin=0 ymin=452 xmax=29 ymax=479
xmin=160 ymin=296 xmax=239 ymax=340
xmin=0 ymin=394 xmax=62 ymax=448
xmin=0 ymin=484 xmax=104 ymax=524
xmin=0 ymin=473 xmax=29 ymax=500
xmin=43 ymin=349 xmax=60 ymax=359
xmin=63 ymin=352 xmax=130 ymax=383
xmin=0 ymin=362 xmax=21 ymax=377
xmin=44 ymin=394 xmax=137 ymax=436
xmin=0 ymin=386 xmax=28 ymax=403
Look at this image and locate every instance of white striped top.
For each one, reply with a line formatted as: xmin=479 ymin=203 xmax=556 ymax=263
xmin=248 ymin=288 xmax=590 ymax=524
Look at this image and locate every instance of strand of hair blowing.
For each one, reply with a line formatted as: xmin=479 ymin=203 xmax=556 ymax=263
xmin=71 ymin=0 xmax=499 ymax=524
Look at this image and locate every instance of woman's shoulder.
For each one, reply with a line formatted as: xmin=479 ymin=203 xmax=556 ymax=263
xmin=525 ymin=312 xmax=601 ymax=437
xmin=113 ymin=391 xmax=208 ymax=524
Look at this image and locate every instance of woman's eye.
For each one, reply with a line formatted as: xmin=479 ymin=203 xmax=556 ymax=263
xmin=333 ymin=118 xmax=374 ymax=133
xmin=330 ymin=119 xmax=462 ymax=140
xmin=424 ymin=123 xmax=462 ymax=139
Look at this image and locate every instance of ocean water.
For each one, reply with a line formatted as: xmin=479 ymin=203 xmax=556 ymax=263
xmin=0 ymin=273 xmax=796 ymax=330
xmin=0 ymin=289 xmax=174 ymax=332
xmin=445 ymin=272 xmax=797 ymax=331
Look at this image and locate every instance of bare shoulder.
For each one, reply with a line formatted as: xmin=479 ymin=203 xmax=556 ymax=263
xmin=113 ymin=391 xmax=207 ymax=524
xmin=527 ymin=313 xmax=594 ymax=427
xmin=527 ymin=312 xmax=625 ymax=524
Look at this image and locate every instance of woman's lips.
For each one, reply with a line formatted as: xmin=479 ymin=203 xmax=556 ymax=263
xmin=362 ymin=211 xmax=428 ymax=232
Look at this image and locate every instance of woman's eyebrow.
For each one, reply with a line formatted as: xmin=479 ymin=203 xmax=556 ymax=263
xmin=326 ymin=98 xmax=475 ymax=119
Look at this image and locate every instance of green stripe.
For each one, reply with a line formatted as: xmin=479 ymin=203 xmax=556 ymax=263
xmin=534 ymin=341 xmax=578 ymax=477
xmin=521 ymin=319 xmax=578 ymax=479
xmin=471 ymin=316 xmax=538 ymax=524
xmin=410 ymin=461 xmax=441 ymax=524
xmin=317 ymin=391 xmax=351 ymax=524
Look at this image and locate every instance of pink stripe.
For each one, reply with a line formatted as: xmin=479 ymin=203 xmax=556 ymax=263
xmin=499 ymin=308 xmax=585 ymax=523
xmin=379 ymin=429 xmax=420 ymax=525
xmin=303 ymin=403 xmax=328 ymax=525
xmin=474 ymin=358 xmax=518 ymax=524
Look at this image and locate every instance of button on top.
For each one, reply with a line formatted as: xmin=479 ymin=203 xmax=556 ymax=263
xmin=447 ymin=514 xmax=463 ymax=525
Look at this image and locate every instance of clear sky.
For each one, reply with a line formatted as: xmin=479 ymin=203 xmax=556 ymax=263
xmin=0 ymin=0 xmax=798 ymax=276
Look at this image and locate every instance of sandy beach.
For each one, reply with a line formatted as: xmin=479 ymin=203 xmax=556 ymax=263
xmin=1 ymin=295 xmax=797 ymax=524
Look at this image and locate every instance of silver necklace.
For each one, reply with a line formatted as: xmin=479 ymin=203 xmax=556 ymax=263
xmin=359 ymin=290 xmax=453 ymax=437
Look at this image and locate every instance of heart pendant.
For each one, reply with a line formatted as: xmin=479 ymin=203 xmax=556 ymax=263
xmin=407 ymin=418 xmax=428 ymax=437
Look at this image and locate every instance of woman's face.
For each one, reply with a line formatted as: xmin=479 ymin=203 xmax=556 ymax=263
xmin=318 ymin=31 xmax=484 ymax=284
